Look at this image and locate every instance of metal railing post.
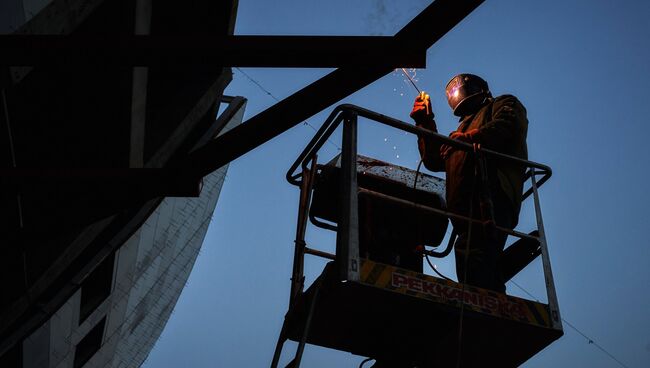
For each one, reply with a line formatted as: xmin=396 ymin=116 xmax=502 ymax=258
xmin=336 ymin=111 xmax=360 ymax=281
xmin=289 ymin=156 xmax=318 ymax=304
xmin=531 ymin=171 xmax=562 ymax=329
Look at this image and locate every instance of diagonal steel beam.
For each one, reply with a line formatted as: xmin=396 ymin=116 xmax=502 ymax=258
xmin=185 ymin=0 xmax=485 ymax=176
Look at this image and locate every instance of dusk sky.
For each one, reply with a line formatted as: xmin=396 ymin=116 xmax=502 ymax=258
xmin=143 ymin=1 xmax=650 ymax=367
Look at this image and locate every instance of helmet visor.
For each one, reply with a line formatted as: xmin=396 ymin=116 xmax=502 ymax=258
xmin=445 ymin=75 xmax=484 ymax=113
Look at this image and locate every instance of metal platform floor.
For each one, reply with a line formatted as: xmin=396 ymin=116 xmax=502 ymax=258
xmin=285 ymin=260 xmax=562 ymax=367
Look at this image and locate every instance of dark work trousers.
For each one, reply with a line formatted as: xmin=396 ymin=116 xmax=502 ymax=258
xmin=453 ymin=186 xmax=514 ymax=292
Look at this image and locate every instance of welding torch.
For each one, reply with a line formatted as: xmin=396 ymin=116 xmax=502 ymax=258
xmin=402 ymin=68 xmax=430 ymax=115
xmin=419 ymin=91 xmax=431 ymax=116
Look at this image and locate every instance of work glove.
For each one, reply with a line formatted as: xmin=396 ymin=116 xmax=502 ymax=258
xmin=440 ymin=129 xmax=480 ymax=160
xmin=450 ymin=129 xmax=479 ymax=143
xmin=410 ymin=92 xmax=434 ymax=125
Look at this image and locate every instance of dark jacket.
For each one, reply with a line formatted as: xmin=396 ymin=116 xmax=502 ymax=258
xmin=416 ymin=95 xmax=528 ymax=226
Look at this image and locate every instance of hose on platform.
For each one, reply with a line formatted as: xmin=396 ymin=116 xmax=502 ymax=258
xmin=412 ymin=159 xmax=454 ymax=281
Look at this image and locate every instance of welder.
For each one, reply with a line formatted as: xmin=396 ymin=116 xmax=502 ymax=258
xmin=410 ymin=73 xmax=528 ymax=292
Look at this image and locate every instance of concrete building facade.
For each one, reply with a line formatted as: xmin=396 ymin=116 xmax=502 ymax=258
xmin=11 ymin=105 xmax=244 ymax=368
xmin=1 ymin=1 xmax=241 ymax=367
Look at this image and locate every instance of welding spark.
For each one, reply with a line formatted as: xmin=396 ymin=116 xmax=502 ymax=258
xmin=401 ymin=67 xmax=421 ymax=94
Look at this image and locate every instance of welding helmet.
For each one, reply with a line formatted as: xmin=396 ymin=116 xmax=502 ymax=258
xmin=445 ymin=74 xmax=490 ymax=117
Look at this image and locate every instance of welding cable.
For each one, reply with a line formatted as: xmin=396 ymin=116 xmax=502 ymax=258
xmin=455 ymin=143 xmax=483 ymax=368
xmin=412 ymin=159 xmax=424 ymax=190
xmin=424 ymin=226 xmax=456 ymax=281
xmin=358 ymin=358 xmax=374 ymax=368
xmin=425 ymin=252 xmax=453 ymax=282
xmin=413 ymin=159 xmax=456 ymax=281
xmin=411 ymin=140 xmax=471 ymax=368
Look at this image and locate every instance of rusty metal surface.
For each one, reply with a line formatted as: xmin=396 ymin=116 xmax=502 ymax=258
xmin=329 ymin=154 xmax=446 ymax=200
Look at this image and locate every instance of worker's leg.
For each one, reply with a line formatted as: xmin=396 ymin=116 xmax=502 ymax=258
xmin=454 ymin=230 xmax=487 ymax=288
xmin=487 ymin=188 xmax=515 ymax=291
xmin=454 ymin=190 xmax=513 ymax=291
xmin=454 ymin=230 xmax=506 ymax=291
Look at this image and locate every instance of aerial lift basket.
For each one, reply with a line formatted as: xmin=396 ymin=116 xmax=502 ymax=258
xmin=271 ymin=105 xmax=562 ymax=368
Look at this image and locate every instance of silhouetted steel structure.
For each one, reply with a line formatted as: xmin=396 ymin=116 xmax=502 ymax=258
xmin=1 ymin=0 xmax=242 ymax=364
xmin=1 ymin=35 xmax=425 ymax=68
xmin=0 ymin=0 xmax=517 ymax=367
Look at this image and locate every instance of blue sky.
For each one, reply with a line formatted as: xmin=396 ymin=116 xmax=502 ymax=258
xmin=143 ymin=1 xmax=650 ymax=367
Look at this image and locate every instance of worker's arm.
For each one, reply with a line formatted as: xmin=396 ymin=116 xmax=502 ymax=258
xmin=411 ymin=95 xmax=445 ymax=171
xmin=455 ymin=95 xmax=527 ymax=152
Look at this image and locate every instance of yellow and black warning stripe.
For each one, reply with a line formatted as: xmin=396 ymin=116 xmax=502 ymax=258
xmin=359 ymin=259 xmax=553 ymax=328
